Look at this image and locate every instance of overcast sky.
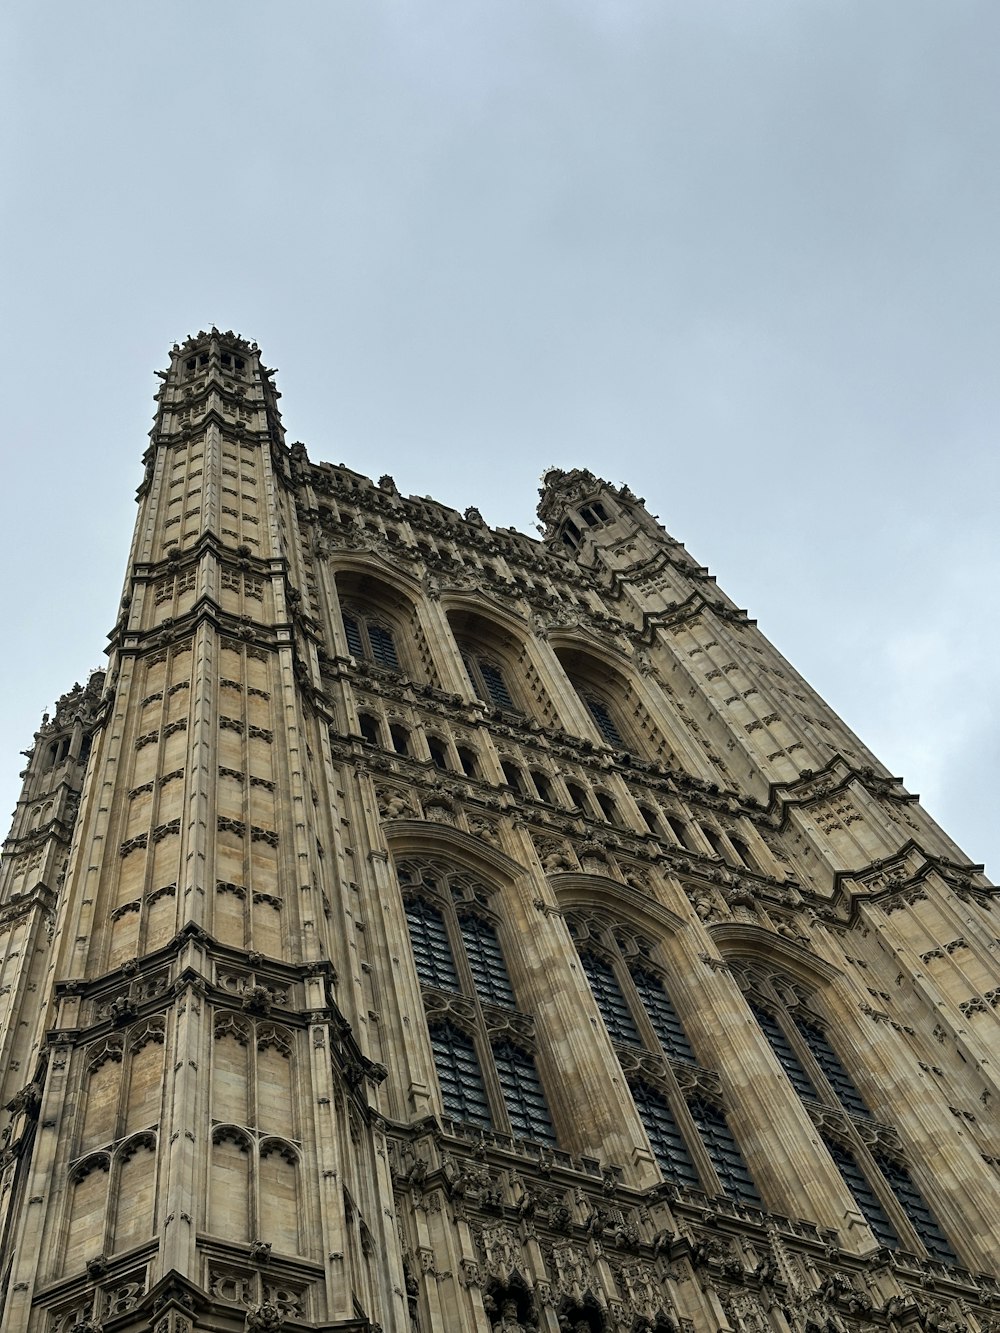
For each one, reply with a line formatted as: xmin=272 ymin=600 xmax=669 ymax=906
xmin=1 ymin=2 xmax=997 ymax=878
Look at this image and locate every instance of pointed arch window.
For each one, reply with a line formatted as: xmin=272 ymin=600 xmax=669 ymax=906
xmin=342 ymin=609 xmax=400 ymax=670
xmin=578 ymin=951 xmax=641 ymax=1046
xmin=461 ymin=651 xmax=516 ymax=711
xmin=874 ymin=1152 xmax=957 ymax=1263
xmin=403 ymin=897 xmax=459 ymax=991
xmin=459 ymin=913 xmax=516 ymax=1008
xmin=583 ymin=695 xmax=624 ymax=747
xmin=631 ymin=968 xmax=696 ymax=1064
xmin=740 ymin=966 xmax=957 ymax=1262
xmin=397 ymin=858 xmax=558 ymax=1147
xmin=571 ymin=916 xmax=761 ymax=1204
xmin=823 ymin=1137 xmax=900 ymax=1249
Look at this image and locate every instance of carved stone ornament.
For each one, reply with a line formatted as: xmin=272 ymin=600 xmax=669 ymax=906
xmin=244 ymin=1303 xmax=286 ymax=1332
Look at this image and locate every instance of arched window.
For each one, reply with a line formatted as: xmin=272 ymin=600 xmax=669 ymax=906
xmin=500 ymin=761 xmax=528 ymax=796
xmin=595 ymin=792 xmax=621 ymax=824
xmin=390 ymin=724 xmax=411 ymax=756
xmin=565 ymin=781 xmax=591 ymax=814
xmin=342 ymin=608 xmax=400 ymax=670
xmin=492 ymin=1042 xmax=556 ymax=1145
xmin=403 ymin=897 xmax=459 ymax=991
xmin=688 ymin=1098 xmax=761 ymax=1207
xmin=739 ymin=964 xmax=957 ymax=1261
xmin=357 ymin=712 xmax=380 ymax=746
xmin=457 ymin=746 xmax=479 ymax=778
xmin=458 ymin=914 xmax=515 ymax=1008
xmin=426 ymin=736 xmax=450 ymax=770
xmin=583 ymin=695 xmax=624 ymax=748
xmin=397 ymin=858 xmax=558 ymax=1146
xmin=461 ymin=650 xmax=516 ymax=711
xmin=638 ymin=805 xmax=662 ymax=836
xmin=570 ymin=914 xmax=761 ymax=1204
xmin=530 ymin=770 xmax=554 ymax=804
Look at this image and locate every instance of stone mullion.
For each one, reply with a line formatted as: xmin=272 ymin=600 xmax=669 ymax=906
xmin=506 ymin=827 xmax=659 ymax=1185
xmin=177 ymin=623 xmax=217 ymax=933
xmin=661 ymin=915 xmax=858 ymax=1236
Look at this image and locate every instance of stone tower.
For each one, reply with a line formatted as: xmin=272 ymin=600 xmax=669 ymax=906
xmin=1 ymin=334 xmax=998 ymax=1333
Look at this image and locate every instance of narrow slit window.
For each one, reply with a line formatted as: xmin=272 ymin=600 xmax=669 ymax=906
xmin=824 ymin=1137 xmax=899 ymax=1249
xmin=794 ymin=1016 xmax=871 ymax=1118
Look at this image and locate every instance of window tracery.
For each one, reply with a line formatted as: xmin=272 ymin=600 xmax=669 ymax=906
xmin=396 ymin=858 xmax=556 ymax=1146
xmin=736 ymin=961 xmax=957 ymax=1261
xmin=342 ymin=606 xmax=401 ymax=670
xmin=569 ymin=912 xmax=758 ymax=1204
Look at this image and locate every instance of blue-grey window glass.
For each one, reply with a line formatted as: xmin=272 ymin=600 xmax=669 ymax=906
xmin=631 ymin=1081 xmax=700 ymax=1188
xmin=430 ymin=1023 xmax=492 ymax=1129
xmin=459 ymin=914 xmax=516 ymax=1009
xmin=631 ymin=968 xmax=696 ymax=1063
xmin=824 ymin=1138 xmax=899 ymax=1249
xmin=579 ymin=951 xmax=641 ymax=1046
xmin=493 ymin=1042 xmax=556 ymax=1145
xmin=874 ymin=1153 xmax=957 ymax=1263
xmin=404 ymin=897 xmax=458 ymax=991
xmin=367 ymin=621 xmax=399 ymax=669
xmin=343 ymin=613 xmax=364 ymax=659
xmin=688 ymin=1098 xmax=761 ymax=1206
xmin=751 ymin=1003 xmax=818 ymax=1101
xmin=585 ymin=696 xmax=624 ymax=747
xmin=795 ymin=1016 xmax=870 ymax=1118
xmin=479 ymin=661 xmax=515 ymax=710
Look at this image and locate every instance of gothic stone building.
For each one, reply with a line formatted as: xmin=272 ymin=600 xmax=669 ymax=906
xmin=1 ymin=331 xmax=998 ymax=1333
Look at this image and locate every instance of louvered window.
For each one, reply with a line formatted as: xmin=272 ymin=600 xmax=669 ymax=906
xmin=824 ymin=1138 xmax=900 ymax=1249
xmin=751 ymin=1003 xmax=817 ymax=1100
xmin=631 ymin=1081 xmax=700 ymax=1188
xmin=874 ymin=1153 xmax=957 ymax=1263
xmin=584 ymin=695 xmax=624 ymax=747
xmin=342 ymin=611 xmax=400 ymax=670
xmin=459 ymin=914 xmax=516 ymax=1009
xmin=430 ymin=1024 xmax=492 ymax=1129
xmin=579 ymin=951 xmax=641 ymax=1046
xmin=688 ymin=1098 xmax=761 ymax=1206
xmin=795 ymin=1016 xmax=870 ymax=1118
xmin=367 ymin=621 xmax=399 ymax=669
xmin=461 ymin=651 xmax=516 ymax=711
xmin=493 ymin=1042 xmax=556 ymax=1144
xmin=631 ymin=968 xmax=696 ymax=1063
xmin=404 ymin=898 xmax=458 ymax=990
xmin=343 ymin=613 xmax=364 ymax=658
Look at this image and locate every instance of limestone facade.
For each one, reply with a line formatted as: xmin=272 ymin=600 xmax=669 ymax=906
xmin=1 ymin=330 xmax=999 ymax=1333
